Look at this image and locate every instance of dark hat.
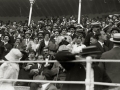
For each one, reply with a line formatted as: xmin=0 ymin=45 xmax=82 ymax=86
xmin=56 ymin=50 xmax=76 ymax=62
xmin=76 ymin=28 xmax=84 ymax=33
xmin=110 ymin=33 xmax=120 ymax=43
xmin=91 ymin=22 xmax=101 ymax=28
xmin=102 ymin=25 xmax=110 ymax=33
xmin=80 ymin=46 xmax=101 ymax=56
xmin=110 ymin=27 xmax=120 ymax=33
xmin=68 ymin=25 xmax=76 ymax=30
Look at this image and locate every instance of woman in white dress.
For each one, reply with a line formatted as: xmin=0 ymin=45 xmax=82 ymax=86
xmin=0 ymin=48 xmax=23 ymax=90
xmin=26 ymin=37 xmax=40 ymax=52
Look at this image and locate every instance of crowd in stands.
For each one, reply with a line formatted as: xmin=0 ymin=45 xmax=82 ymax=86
xmin=0 ymin=14 xmax=120 ymax=90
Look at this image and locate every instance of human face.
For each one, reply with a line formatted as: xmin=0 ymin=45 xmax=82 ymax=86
xmin=111 ymin=30 xmax=118 ymax=35
xmin=38 ymin=33 xmax=43 ymax=39
xmin=62 ymin=29 xmax=67 ymax=35
xmin=16 ymin=38 xmax=21 ymax=43
xmin=54 ymin=31 xmax=59 ymax=37
xmin=92 ymin=27 xmax=100 ymax=33
xmin=37 ymin=55 xmax=44 ymax=61
xmin=70 ymin=28 xmax=75 ymax=34
xmin=29 ymin=52 xmax=35 ymax=58
xmin=4 ymin=36 xmax=9 ymax=42
xmin=76 ymin=38 xmax=82 ymax=44
xmin=25 ymin=34 xmax=30 ymax=38
xmin=100 ymin=31 xmax=107 ymax=41
xmin=90 ymin=37 xmax=97 ymax=45
xmin=43 ymin=48 xmax=49 ymax=55
xmin=44 ymin=34 xmax=50 ymax=40
xmin=34 ymin=37 xmax=39 ymax=43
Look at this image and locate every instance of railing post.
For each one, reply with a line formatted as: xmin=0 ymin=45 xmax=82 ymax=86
xmin=85 ymin=56 xmax=92 ymax=90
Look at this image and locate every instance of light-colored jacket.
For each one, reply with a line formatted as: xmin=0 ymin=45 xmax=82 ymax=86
xmin=0 ymin=62 xmax=19 ymax=90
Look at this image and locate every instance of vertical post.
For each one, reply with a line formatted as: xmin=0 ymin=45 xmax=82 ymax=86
xmin=85 ymin=56 xmax=92 ymax=90
xmin=28 ymin=0 xmax=34 ymax=26
xmin=78 ymin=0 xmax=81 ymax=24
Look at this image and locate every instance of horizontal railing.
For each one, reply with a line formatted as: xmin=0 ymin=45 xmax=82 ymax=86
xmin=0 ymin=56 xmax=120 ymax=90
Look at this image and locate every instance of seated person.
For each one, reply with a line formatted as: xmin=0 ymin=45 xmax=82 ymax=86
xmin=30 ymin=68 xmax=58 ymax=90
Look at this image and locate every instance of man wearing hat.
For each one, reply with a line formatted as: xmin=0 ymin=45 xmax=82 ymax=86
xmin=22 ymin=31 xmax=31 ymax=47
xmin=84 ymin=22 xmax=101 ymax=46
xmin=55 ymin=46 xmax=111 ymax=90
xmin=68 ymin=25 xmax=77 ymax=39
xmin=99 ymin=33 xmax=120 ymax=84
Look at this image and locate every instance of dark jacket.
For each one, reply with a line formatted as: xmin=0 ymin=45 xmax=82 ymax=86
xmin=92 ymin=41 xmax=108 ymax=59
xmin=100 ymin=47 xmax=120 ymax=83
xmin=56 ymin=51 xmax=111 ymax=90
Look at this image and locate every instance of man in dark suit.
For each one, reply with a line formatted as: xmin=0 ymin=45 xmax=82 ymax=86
xmin=68 ymin=25 xmax=77 ymax=40
xmin=55 ymin=46 xmax=111 ymax=90
xmin=38 ymin=32 xmax=50 ymax=54
xmin=91 ymin=31 xmax=109 ymax=58
xmin=1 ymin=35 xmax=12 ymax=59
xmin=99 ymin=33 xmax=120 ymax=84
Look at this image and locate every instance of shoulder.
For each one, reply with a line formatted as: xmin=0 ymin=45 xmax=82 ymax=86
xmin=101 ymin=50 xmax=112 ymax=59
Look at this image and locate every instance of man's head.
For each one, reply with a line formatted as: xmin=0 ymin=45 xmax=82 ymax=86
xmin=38 ymin=32 xmax=43 ymax=39
xmin=68 ymin=25 xmax=76 ymax=34
xmin=61 ymin=27 xmax=67 ymax=35
xmin=44 ymin=32 xmax=50 ymax=40
xmin=15 ymin=38 xmax=22 ymax=44
xmin=91 ymin=22 xmax=101 ymax=33
xmin=54 ymin=30 xmax=59 ymax=37
xmin=25 ymin=31 xmax=30 ymax=39
xmin=90 ymin=36 xmax=97 ymax=45
xmin=95 ymin=30 xmax=107 ymax=42
xmin=4 ymin=35 xmax=10 ymax=42
xmin=43 ymin=47 xmax=49 ymax=55
xmin=28 ymin=50 xmax=36 ymax=58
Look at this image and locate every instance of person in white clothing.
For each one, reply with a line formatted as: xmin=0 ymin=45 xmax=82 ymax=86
xmin=67 ymin=36 xmax=86 ymax=54
xmin=0 ymin=48 xmax=23 ymax=90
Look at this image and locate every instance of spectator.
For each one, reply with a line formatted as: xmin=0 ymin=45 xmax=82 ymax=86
xmin=99 ymin=33 xmax=120 ymax=84
xmin=55 ymin=46 xmax=111 ymax=90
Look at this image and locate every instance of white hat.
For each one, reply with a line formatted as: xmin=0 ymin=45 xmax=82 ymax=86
xmin=110 ymin=33 xmax=120 ymax=43
xmin=5 ymin=48 xmax=23 ymax=61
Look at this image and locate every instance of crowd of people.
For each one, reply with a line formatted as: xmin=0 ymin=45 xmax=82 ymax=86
xmin=0 ymin=14 xmax=120 ymax=90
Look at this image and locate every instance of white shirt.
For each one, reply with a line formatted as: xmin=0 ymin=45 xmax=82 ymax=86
xmin=72 ymin=44 xmax=86 ymax=54
xmin=41 ymin=83 xmax=50 ymax=90
xmin=44 ymin=40 xmax=49 ymax=47
xmin=98 ymin=41 xmax=104 ymax=47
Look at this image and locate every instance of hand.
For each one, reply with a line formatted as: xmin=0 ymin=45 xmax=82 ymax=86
xmin=44 ymin=64 xmax=50 ymax=67
xmin=31 ymin=69 xmax=39 ymax=74
xmin=24 ymin=65 xmax=31 ymax=70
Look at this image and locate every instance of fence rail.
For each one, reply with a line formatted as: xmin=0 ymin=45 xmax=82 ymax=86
xmin=0 ymin=56 xmax=120 ymax=90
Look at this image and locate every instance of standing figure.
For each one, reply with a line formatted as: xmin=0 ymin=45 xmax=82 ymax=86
xmin=0 ymin=48 xmax=23 ymax=90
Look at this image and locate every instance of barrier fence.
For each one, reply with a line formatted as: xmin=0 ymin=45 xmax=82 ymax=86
xmin=0 ymin=56 xmax=120 ymax=90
